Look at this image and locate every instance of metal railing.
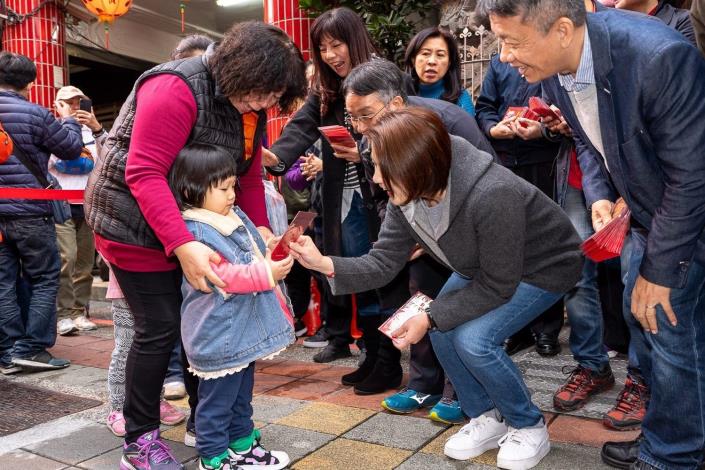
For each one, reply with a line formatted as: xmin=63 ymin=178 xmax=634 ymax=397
xmin=454 ymin=17 xmax=499 ymax=99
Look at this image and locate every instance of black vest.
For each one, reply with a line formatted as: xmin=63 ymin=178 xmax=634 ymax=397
xmin=85 ymin=53 xmax=266 ymax=250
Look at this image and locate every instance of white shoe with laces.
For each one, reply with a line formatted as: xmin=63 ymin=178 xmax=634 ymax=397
xmin=496 ymin=423 xmax=551 ymax=470
xmin=444 ymin=410 xmax=508 ymax=460
xmin=57 ymin=318 xmax=78 ymax=336
xmin=74 ymin=315 xmax=98 ymax=331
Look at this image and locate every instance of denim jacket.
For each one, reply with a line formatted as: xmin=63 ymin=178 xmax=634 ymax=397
xmin=180 ymin=206 xmax=294 ymax=378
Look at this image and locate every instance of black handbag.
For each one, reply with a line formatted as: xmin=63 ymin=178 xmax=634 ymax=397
xmin=7 ymin=135 xmax=72 ymax=224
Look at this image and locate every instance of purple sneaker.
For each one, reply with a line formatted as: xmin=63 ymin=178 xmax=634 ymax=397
xmin=120 ymin=430 xmax=183 ymax=470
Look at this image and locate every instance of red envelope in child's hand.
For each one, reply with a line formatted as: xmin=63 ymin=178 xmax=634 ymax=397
xmin=271 ymin=211 xmax=317 ymax=261
xmin=318 ymin=125 xmax=356 ymax=148
xmin=529 ymin=96 xmax=561 ymax=121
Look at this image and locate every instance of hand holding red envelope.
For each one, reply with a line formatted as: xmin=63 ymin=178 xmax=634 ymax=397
xmin=581 ymin=207 xmax=632 ymax=262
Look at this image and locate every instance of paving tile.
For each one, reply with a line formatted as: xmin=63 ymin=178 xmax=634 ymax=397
xmin=161 ymin=423 xmax=187 ymax=443
xmin=264 ymin=378 xmax=345 ymax=401
xmin=292 ymin=438 xmax=411 ymax=470
xmin=54 ymin=334 xmax=105 ymax=347
xmin=71 ymin=353 xmax=110 ymax=369
xmin=395 ymin=452 xmax=495 ymax=469
xmin=251 ymin=395 xmax=309 ymax=423
xmin=276 ymin=402 xmax=375 ymax=435
xmin=319 ymin=386 xmax=389 ymax=410
xmin=420 ymin=425 xmax=461 ymax=455
xmin=259 ymin=423 xmax=335 ymax=463
xmin=0 ymin=449 xmax=66 ymax=470
xmin=305 ymin=366 xmax=357 ymax=383
xmin=23 ymin=424 xmax=122 ymax=465
xmin=81 ymin=339 xmax=116 ymax=353
xmin=257 ymin=360 xmax=332 ymax=378
xmin=540 ymin=442 xmax=613 ymax=469
xmin=254 ymin=357 xmax=287 ymax=371
xmin=343 ymin=412 xmax=447 ymax=451
xmin=548 ymin=415 xmax=640 ymax=447
xmin=253 ymin=372 xmax=298 ymax=395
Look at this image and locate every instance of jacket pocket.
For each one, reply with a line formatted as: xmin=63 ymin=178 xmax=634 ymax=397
xmin=619 ymin=130 xmax=663 ymax=213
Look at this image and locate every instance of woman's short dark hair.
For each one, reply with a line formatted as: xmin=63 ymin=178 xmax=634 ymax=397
xmin=310 ymin=7 xmax=378 ymax=116
xmin=366 ymin=107 xmax=451 ymax=205
xmin=168 ymin=144 xmax=237 ymax=210
xmin=210 ymin=21 xmax=307 ymax=114
xmin=171 ymin=34 xmax=214 ymax=60
xmin=404 ymin=27 xmax=463 ymax=104
xmin=0 ymin=52 xmax=37 ymax=91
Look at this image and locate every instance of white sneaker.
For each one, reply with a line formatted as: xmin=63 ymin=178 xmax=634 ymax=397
xmin=57 ymin=318 xmax=78 ymax=336
xmin=184 ymin=428 xmax=196 ymax=447
xmin=163 ymin=381 xmax=187 ymax=400
xmin=444 ymin=410 xmax=508 ymax=460
xmin=74 ymin=315 xmax=98 ymax=331
xmin=497 ymin=424 xmax=551 ymax=470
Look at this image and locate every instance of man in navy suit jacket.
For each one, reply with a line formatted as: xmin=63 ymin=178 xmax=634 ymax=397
xmin=477 ymin=0 xmax=705 ymax=469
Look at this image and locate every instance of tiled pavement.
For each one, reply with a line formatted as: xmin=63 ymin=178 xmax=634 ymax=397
xmin=0 ymin=317 xmax=639 ymax=469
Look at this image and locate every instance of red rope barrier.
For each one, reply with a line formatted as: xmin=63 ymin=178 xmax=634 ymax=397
xmin=0 ymin=188 xmax=84 ymax=203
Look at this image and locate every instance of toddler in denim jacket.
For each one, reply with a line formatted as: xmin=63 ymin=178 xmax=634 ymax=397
xmin=169 ymin=143 xmax=294 ymax=470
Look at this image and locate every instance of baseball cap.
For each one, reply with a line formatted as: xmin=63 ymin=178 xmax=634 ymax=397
xmin=56 ymin=85 xmax=87 ymax=101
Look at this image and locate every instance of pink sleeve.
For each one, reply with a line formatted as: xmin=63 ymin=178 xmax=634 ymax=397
xmin=236 ymin=144 xmax=270 ymax=229
xmin=125 ymin=74 xmax=198 ymax=256
xmin=211 ymin=259 xmax=275 ymax=293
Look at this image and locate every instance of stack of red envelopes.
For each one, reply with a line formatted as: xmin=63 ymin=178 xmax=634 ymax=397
xmin=318 ymin=125 xmax=356 ymax=148
xmin=581 ymin=208 xmax=632 ymax=262
xmin=528 ymin=97 xmax=562 ymax=121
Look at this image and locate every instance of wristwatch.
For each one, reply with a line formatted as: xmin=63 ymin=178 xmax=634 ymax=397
xmin=425 ymin=304 xmax=438 ymax=331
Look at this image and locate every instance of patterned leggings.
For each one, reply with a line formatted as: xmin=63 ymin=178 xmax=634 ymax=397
xmin=107 ymin=298 xmax=135 ymax=412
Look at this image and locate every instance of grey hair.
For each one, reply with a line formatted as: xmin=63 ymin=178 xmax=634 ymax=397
xmin=342 ymin=58 xmax=408 ymax=104
xmin=475 ymin=0 xmax=586 ymax=33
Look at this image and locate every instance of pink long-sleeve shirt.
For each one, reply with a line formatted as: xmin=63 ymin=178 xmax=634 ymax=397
xmin=95 ymin=74 xmax=269 ymax=272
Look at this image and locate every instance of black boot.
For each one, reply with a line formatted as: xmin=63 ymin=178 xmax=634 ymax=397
xmin=341 ymin=315 xmax=380 ymax=386
xmin=601 ymin=434 xmax=643 ymax=469
xmin=354 ymin=332 xmax=402 ymax=395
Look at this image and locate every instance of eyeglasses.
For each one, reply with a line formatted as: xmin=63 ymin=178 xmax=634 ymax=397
xmin=346 ymin=103 xmax=388 ymax=126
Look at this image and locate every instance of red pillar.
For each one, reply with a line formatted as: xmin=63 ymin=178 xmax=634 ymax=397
xmin=264 ymin=0 xmax=312 ymax=142
xmin=4 ymin=0 xmax=68 ymax=110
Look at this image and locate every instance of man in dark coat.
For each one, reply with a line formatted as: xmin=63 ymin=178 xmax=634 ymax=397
xmin=0 ymin=52 xmax=83 ymax=373
xmin=477 ymin=0 xmax=705 ymax=468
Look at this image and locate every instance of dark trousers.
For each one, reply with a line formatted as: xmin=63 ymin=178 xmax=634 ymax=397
xmin=196 ymin=363 xmax=255 ymax=459
xmin=285 ymin=259 xmax=311 ymax=320
xmin=111 ymin=265 xmax=199 ymax=442
xmin=0 ymin=216 xmax=60 ymax=363
xmin=511 ymin=162 xmax=565 ymax=339
xmin=407 ymin=256 xmax=452 ymax=395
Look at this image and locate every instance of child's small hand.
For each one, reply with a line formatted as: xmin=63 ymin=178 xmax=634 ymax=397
xmin=267 ymin=253 xmax=294 ymax=281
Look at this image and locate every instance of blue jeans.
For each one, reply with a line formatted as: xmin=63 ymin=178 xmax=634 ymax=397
xmin=430 ymin=273 xmax=563 ymax=428
xmin=563 ymin=186 xmax=609 ymax=371
xmin=624 ymin=230 xmax=705 ymax=470
xmin=0 ymin=216 xmax=60 ymax=363
xmin=165 ymin=339 xmax=184 ymax=384
xmin=196 ymin=363 xmax=255 ymax=459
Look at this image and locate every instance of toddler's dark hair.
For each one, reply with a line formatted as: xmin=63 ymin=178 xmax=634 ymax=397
xmin=169 ymin=143 xmax=237 ymax=210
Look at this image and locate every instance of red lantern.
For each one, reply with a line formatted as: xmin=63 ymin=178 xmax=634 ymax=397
xmin=81 ymin=0 xmax=133 ymax=48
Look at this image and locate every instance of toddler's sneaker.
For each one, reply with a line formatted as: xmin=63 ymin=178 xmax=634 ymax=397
xmin=120 ymin=429 xmax=183 ymax=469
xmin=107 ymin=410 xmax=127 ymax=437
xmin=496 ymin=423 xmax=551 ymax=470
xmin=429 ymin=397 xmax=465 ymax=424
xmin=159 ymin=399 xmax=186 ymax=426
xmin=444 ymin=409 xmax=508 ymax=461
xmin=228 ymin=430 xmax=289 ymax=470
xmin=199 ymin=452 xmax=241 ymax=470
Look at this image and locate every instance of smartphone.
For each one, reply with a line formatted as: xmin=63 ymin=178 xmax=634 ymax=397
xmin=271 ymin=211 xmax=317 ymax=261
xmin=79 ymin=98 xmax=92 ymax=112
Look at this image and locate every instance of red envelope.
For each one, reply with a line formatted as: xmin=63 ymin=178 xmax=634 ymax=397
xmin=528 ymin=96 xmax=561 ymax=121
xmin=318 ymin=125 xmax=356 ymax=148
xmin=379 ymin=292 xmax=433 ymax=340
xmin=581 ymin=209 xmax=631 ymax=262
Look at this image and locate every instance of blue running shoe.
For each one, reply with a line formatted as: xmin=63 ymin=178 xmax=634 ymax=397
xmin=428 ymin=397 xmax=465 ymax=424
xmin=381 ymin=387 xmax=441 ymax=414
